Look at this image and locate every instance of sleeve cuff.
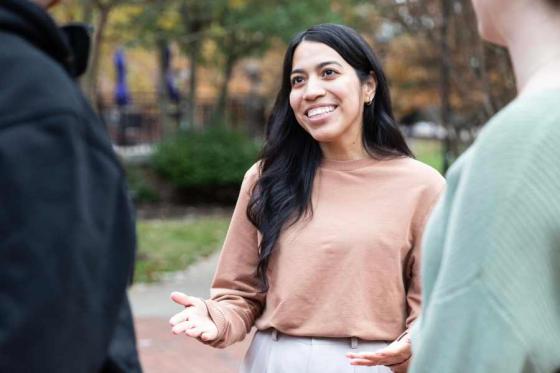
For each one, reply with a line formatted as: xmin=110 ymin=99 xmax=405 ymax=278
xmin=203 ymin=299 xmax=228 ymax=346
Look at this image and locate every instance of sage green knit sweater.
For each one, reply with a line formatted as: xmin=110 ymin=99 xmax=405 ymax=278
xmin=411 ymin=89 xmax=560 ymax=372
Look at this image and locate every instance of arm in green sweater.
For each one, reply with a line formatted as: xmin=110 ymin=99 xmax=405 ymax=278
xmin=411 ymin=280 xmax=539 ymax=372
xmin=411 ymin=92 xmax=560 ymax=373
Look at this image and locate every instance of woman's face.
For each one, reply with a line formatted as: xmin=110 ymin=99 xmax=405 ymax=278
xmin=288 ymin=41 xmax=375 ymax=148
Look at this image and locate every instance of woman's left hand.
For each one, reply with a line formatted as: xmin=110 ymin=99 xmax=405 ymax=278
xmin=346 ymin=337 xmax=411 ymax=372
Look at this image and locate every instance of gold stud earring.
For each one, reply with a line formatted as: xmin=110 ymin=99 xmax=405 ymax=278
xmin=365 ymin=96 xmax=374 ymax=106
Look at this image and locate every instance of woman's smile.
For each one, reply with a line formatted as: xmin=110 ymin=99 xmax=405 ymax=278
xmin=305 ymin=104 xmax=338 ymax=124
xmin=289 ymin=41 xmax=374 ymax=156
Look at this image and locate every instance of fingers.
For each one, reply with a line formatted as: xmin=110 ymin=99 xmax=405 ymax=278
xmin=199 ymin=331 xmax=213 ymax=342
xmin=169 ymin=308 xmax=191 ymax=326
xmin=171 ymin=321 xmax=193 ymax=335
xmin=348 ymin=358 xmax=377 ymax=366
xmin=185 ymin=325 xmax=207 ymax=339
xmin=171 ymin=320 xmax=207 ymax=338
xmin=170 ymin=291 xmax=196 ymax=307
xmin=174 ymin=322 xmax=217 ymax=341
xmin=346 ymin=352 xmax=379 ymax=360
xmin=346 ymin=352 xmax=385 ymax=366
xmin=346 ymin=348 xmax=410 ymax=367
xmin=363 ymin=340 xmax=411 ymax=366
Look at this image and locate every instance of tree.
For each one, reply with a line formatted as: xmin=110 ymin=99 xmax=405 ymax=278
xmin=73 ymin=0 xmax=145 ymax=107
xmin=121 ymin=0 xmax=214 ymax=130
xmin=206 ymin=0 xmax=342 ymax=125
xmin=178 ymin=0 xmax=213 ymax=129
xmin=370 ymin=0 xmax=515 ymax=168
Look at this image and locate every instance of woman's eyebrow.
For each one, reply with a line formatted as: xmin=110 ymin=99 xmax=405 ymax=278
xmin=291 ymin=61 xmax=343 ymax=75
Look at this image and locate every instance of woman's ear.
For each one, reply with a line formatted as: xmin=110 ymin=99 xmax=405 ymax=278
xmin=363 ymin=71 xmax=377 ymax=105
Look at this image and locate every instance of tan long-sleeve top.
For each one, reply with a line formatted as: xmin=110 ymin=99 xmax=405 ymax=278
xmin=204 ymin=156 xmax=445 ymax=348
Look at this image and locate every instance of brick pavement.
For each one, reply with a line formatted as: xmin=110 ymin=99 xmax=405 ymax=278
xmin=130 ymin=252 xmax=253 ymax=372
xmin=135 ymin=317 xmax=252 ymax=373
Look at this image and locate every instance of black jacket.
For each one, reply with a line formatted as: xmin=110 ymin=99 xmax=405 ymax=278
xmin=0 ymin=1 xmax=141 ymax=371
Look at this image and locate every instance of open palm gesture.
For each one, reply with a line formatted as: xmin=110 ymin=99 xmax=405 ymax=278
xmin=169 ymin=291 xmax=219 ymax=342
xmin=346 ymin=337 xmax=411 ymax=373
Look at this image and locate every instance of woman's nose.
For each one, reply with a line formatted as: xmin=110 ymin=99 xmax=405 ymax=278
xmin=303 ymin=77 xmax=326 ymax=101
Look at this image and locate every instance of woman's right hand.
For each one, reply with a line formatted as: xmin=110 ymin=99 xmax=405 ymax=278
xmin=169 ymin=291 xmax=219 ymax=342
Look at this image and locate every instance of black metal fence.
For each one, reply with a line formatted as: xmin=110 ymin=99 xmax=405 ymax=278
xmin=98 ymin=92 xmax=267 ymax=146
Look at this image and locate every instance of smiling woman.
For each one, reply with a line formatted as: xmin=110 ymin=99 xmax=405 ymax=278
xmin=168 ymin=24 xmax=446 ymax=373
xmin=288 ymin=41 xmax=374 ymax=158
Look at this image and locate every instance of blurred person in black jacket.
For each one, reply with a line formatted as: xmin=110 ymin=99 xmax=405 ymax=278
xmin=0 ymin=0 xmax=142 ymax=371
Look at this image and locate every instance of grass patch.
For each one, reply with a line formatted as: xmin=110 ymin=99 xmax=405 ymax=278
xmin=412 ymin=139 xmax=444 ymax=173
xmin=135 ymin=217 xmax=230 ymax=283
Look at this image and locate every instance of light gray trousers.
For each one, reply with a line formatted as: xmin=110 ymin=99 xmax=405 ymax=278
xmin=240 ymin=329 xmax=392 ymax=373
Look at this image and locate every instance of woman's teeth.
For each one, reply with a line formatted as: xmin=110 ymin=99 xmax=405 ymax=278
xmin=307 ymin=106 xmax=335 ymax=118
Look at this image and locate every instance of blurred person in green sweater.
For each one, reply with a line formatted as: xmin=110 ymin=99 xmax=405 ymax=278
xmin=409 ymin=0 xmax=560 ymax=372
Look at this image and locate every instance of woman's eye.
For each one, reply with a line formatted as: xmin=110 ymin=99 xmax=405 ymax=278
xmin=291 ymin=76 xmax=304 ymax=86
xmin=322 ymin=69 xmax=336 ymax=78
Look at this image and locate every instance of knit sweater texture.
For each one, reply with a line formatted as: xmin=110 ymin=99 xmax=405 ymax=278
xmin=411 ymin=89 xmax=560 ymax=372
xmin=204 ymin=156 xmax=445 ymax=348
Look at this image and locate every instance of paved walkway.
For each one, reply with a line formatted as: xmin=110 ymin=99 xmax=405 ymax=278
xmin=129 ymin=253 xmax=252 ymax=373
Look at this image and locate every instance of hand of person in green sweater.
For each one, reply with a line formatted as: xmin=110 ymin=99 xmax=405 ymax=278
xmin=346 ymin=337 xmax=411 ymax=372
xmin=169 ymin=292 xmax=219 ymax=342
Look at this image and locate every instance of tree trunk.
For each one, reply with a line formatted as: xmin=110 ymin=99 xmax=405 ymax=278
xmin=157 ymin=38 xmax=174 ymax=139
xmin=185 ymin=40 xmax=200 ymax=130
xmin=495 ymin=47 xmax=516 ymax=109
xmin=478 ymin=42 xmax=497 ymax=119
xmin=212 ymin=53 xmax=236 ymax=127
xmin=440 ymin=0 xmax=453 ymax=173
xmin=179 ymin=0 xmax=212 ymax=130
xmin=85 ymin=5 xmax=110 ymax=110
xmin=78 ymin=0 xmax=95 ymax=91
xmin=80 ymin=0 xmax=94 ymax=24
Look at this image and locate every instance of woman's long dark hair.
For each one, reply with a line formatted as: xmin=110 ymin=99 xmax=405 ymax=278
xmin=247 ymin=24 xmax=413 ymax=290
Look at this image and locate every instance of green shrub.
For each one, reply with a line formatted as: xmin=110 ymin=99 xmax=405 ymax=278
xmin=126 ymin=165 xmax=161 ymax=204
xmin=152 ymin=128 xmax=260 ymax=189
